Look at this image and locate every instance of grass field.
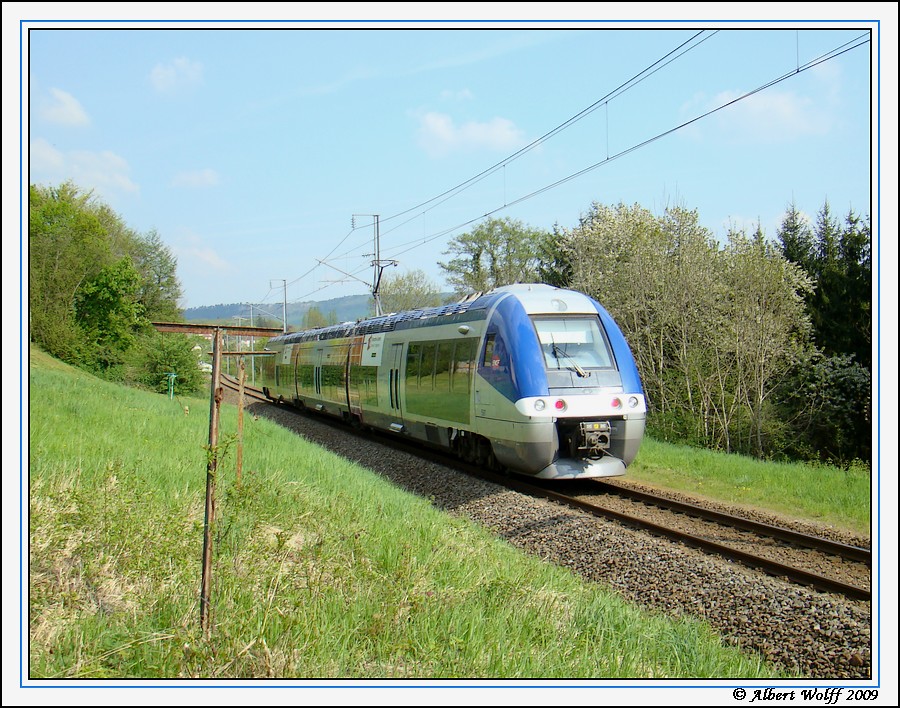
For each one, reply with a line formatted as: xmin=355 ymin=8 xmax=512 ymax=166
xmin=627 ymin=438 xmax=871 ymax=538
xmin=25 ymin=345 xmax=870 ymax=680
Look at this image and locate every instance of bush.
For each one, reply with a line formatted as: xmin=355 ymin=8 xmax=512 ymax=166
xmin=774 ymin=350 xmax=871 ymax=467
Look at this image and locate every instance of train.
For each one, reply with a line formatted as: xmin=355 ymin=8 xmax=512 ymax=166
xmin=258 ymin=284 xmax=645 ymax=480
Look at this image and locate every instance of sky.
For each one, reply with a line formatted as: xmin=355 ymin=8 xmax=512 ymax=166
xmin=13 ymin=6 xmax=893 ymax=315
xmin=6 ymin=2 xmax=900 ymax=704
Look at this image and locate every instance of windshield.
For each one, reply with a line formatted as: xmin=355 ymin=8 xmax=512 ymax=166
xmin=532 ymin=316 xmax=614 ymax=374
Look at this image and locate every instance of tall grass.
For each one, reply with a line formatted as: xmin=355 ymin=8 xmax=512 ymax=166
xmin=27 ymin=347 xmax=781 ymax=680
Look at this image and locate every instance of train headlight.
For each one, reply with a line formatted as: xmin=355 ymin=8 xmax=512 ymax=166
xmin=628 ymin=396 xmax=640 ymax=409
xmin=534 ymin=399 xmax=546 ymax=412
xmin=554 ymin=399 xmax=567 ymax=411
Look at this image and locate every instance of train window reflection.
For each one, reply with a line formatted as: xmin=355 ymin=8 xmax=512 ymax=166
xmin=532 ymin=317 xmax=613 ymax=370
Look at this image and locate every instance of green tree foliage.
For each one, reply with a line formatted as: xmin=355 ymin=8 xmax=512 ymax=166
xmin=438 ymin=216 xmax=547 ymax=296
xmin=724 ymin=226 xmax=813 ymax=456
xmin=29 ymin=181 xmax=187 ymax=387
xmin=777 ymin=202 xmax=872 ymax=369
xmin=536 ymin=224 xmax=573 ymax=288
xmin=374 ymin=269 xmax=444 ymax=314
xmin=837 ymin=210 xmax=872 ymax=367
xmin=132 ymin=229 xmax=183 ymax=322
xmin=774 ymin=201 xmax=872 ymax=465
xmin=127 ymin=330 xmax=204 ymax=395
xmin=776 ymin=202 xmax=816 ymax=274
xmin=559 ymin=202 xmax=813 ymax=460
xmin=775 ymin=351 xmax=871 ymax=466
xmin=29 ymin=183 xmax=113 ymax=362
xmin=302 ymin=306 xmax=337 ymax=329
xmin=74 ymin=258 xmax=146 ymax=373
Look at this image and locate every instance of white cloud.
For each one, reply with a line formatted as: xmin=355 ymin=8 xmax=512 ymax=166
xmin=416 ymin=111 xmax=526 ymax=158
xmin=29 ymin=138 xmax=138 ymax=194
xmin=181 ymin=244 xmax=231 ymax=271
xmin=171 ymin=230 xmax=234 ymax=304
xmin=681 ymin=88 xmax=831 ymax=144
xmin=150 ymin=57 xmax=203 ymax=93
xmin=171 ymin=168 xmax=220 ymax=188
xmin=40 ymin=88 xmax=90 ymax=126
xmin=29 ymin=137 xmax=65 ymax=172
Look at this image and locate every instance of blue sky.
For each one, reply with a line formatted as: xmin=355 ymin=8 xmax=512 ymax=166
xmin=15 ymin=9 xmax=890 ymax=316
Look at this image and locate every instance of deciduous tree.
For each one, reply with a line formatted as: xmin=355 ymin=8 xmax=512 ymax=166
xmin=374 ymin=269 xmax=444 ymax=314
xmin=438 ymin=216 xmax=545 ymax=296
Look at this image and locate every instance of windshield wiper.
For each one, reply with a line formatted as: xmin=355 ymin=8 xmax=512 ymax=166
xmin=551 ymin=343 xmax=589 ymax=378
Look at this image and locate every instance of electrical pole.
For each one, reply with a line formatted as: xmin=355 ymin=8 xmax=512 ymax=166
xmin=372 ymin=214 xmax=382 ymax=316
xmin=270 ymin=279 xmax=287 ymax=332
xmin=353 ymin=213 xmax=396 ymax=317
xmin=232 ymin=315 xmax=247 ymax=371
xmin=248 ymin=304 xmax=255 ymax=385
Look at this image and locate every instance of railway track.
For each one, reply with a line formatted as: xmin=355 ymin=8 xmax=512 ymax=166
xmin=594 ymin=479 xmax=871 ymax=562
xmin=219 ymin=374 xmax=871 ymax=602
xmin=504 ymin=477 xmax=871 ymax=601
xmin=220 ymin=373 xmax=270 ymax=403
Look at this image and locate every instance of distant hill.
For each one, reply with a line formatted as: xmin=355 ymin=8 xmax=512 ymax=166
xmin=184 ymin=294 xmax=373 ymax=328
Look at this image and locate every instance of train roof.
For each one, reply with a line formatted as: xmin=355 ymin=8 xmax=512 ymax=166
xmin=271 ymin=291 xmax=502 ymax=345
xmin=269 ymin=284 xmax=597 ymax=344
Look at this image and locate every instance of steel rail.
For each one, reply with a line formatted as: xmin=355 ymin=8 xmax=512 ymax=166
xmin=219 ymin=374 xmax=271 ymax=403
xmin=502 ymin=477 xmax=871 ymax=602
xmin=593 ymin=480 xmax=871 ymax=564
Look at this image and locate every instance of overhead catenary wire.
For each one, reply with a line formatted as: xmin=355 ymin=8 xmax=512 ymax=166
xmin=374 ymin=29 xmax=719 ymax=236
xmin=295 ymin=30 xmax=720 ymax=289
xmin=380 ymin=34 xmax=871 ymax=261
xmin=277 ymin=30 xmax=870 ymax=306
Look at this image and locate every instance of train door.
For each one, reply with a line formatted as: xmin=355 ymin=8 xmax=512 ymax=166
xmin=347 ymin=336 xmax=364 ymax=418
xmin=292 ymin=343 xmax=315 ymax=402
xmin=313 ymin=346 xmax=325 ymax=402
xmin=387 ymin=342 xmax=405 ymax=431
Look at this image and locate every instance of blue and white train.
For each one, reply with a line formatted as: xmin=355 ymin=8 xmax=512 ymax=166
xmin=258 ymin=284 xmax=645 ymax=479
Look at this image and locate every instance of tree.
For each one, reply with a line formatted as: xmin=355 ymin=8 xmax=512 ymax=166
xmin=132 ymin=229 xmax=183 ymax=322
xmin=809 ymin=201 xmax=843 ymax=356
xmin=374 ymin=269 xmax=443 ymax=314
xmin=777 ymin=202 xmax=872 ymax=370
xmin=774 ymin=201 xmax=871 ymax=464
xmin=438 ymin=216 xmax=546 ymax=296
xmin=302 ymin=306 xmax=336 ymax=329
xmin=29 ymin=182 xmax=113 ymax=362
xmin=776 ymin=201 xmax=816 ymax=274
xmin=129 ymin=330 xmax=204 ymax=395
xmin=536 ymin=224 xmax=573 ymax=288
xmin=836 ymin=210 xmax=871 ymax=369
xmin=74 ymin=257 xmax=147 ymax=372
xmin=775 ymin=350 xmax=871 ymax=466
xmin=561 ymin=202 xmax=814 ymax=459
xmin=29 ymin=181 xmax=188 ymax=386
xmin=724 ymin=226 xmax=813 ymax=456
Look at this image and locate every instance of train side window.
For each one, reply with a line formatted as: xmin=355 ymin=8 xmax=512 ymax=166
xmin=435 ymin=342 xmax=453 ymax=391
xmin=421 ymin=343 xmax=436 ymax=390
xmin=452 ymin=339 xmax=476 ymax=394
xmin=406 ymin=343 xmax=422 ymax=395
xmin=483 ymin=334 xmax=496 ymax=367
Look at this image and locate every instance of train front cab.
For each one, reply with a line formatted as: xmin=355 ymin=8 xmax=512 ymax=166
xmin=474 ymin=286 xmax=646 ymax=480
